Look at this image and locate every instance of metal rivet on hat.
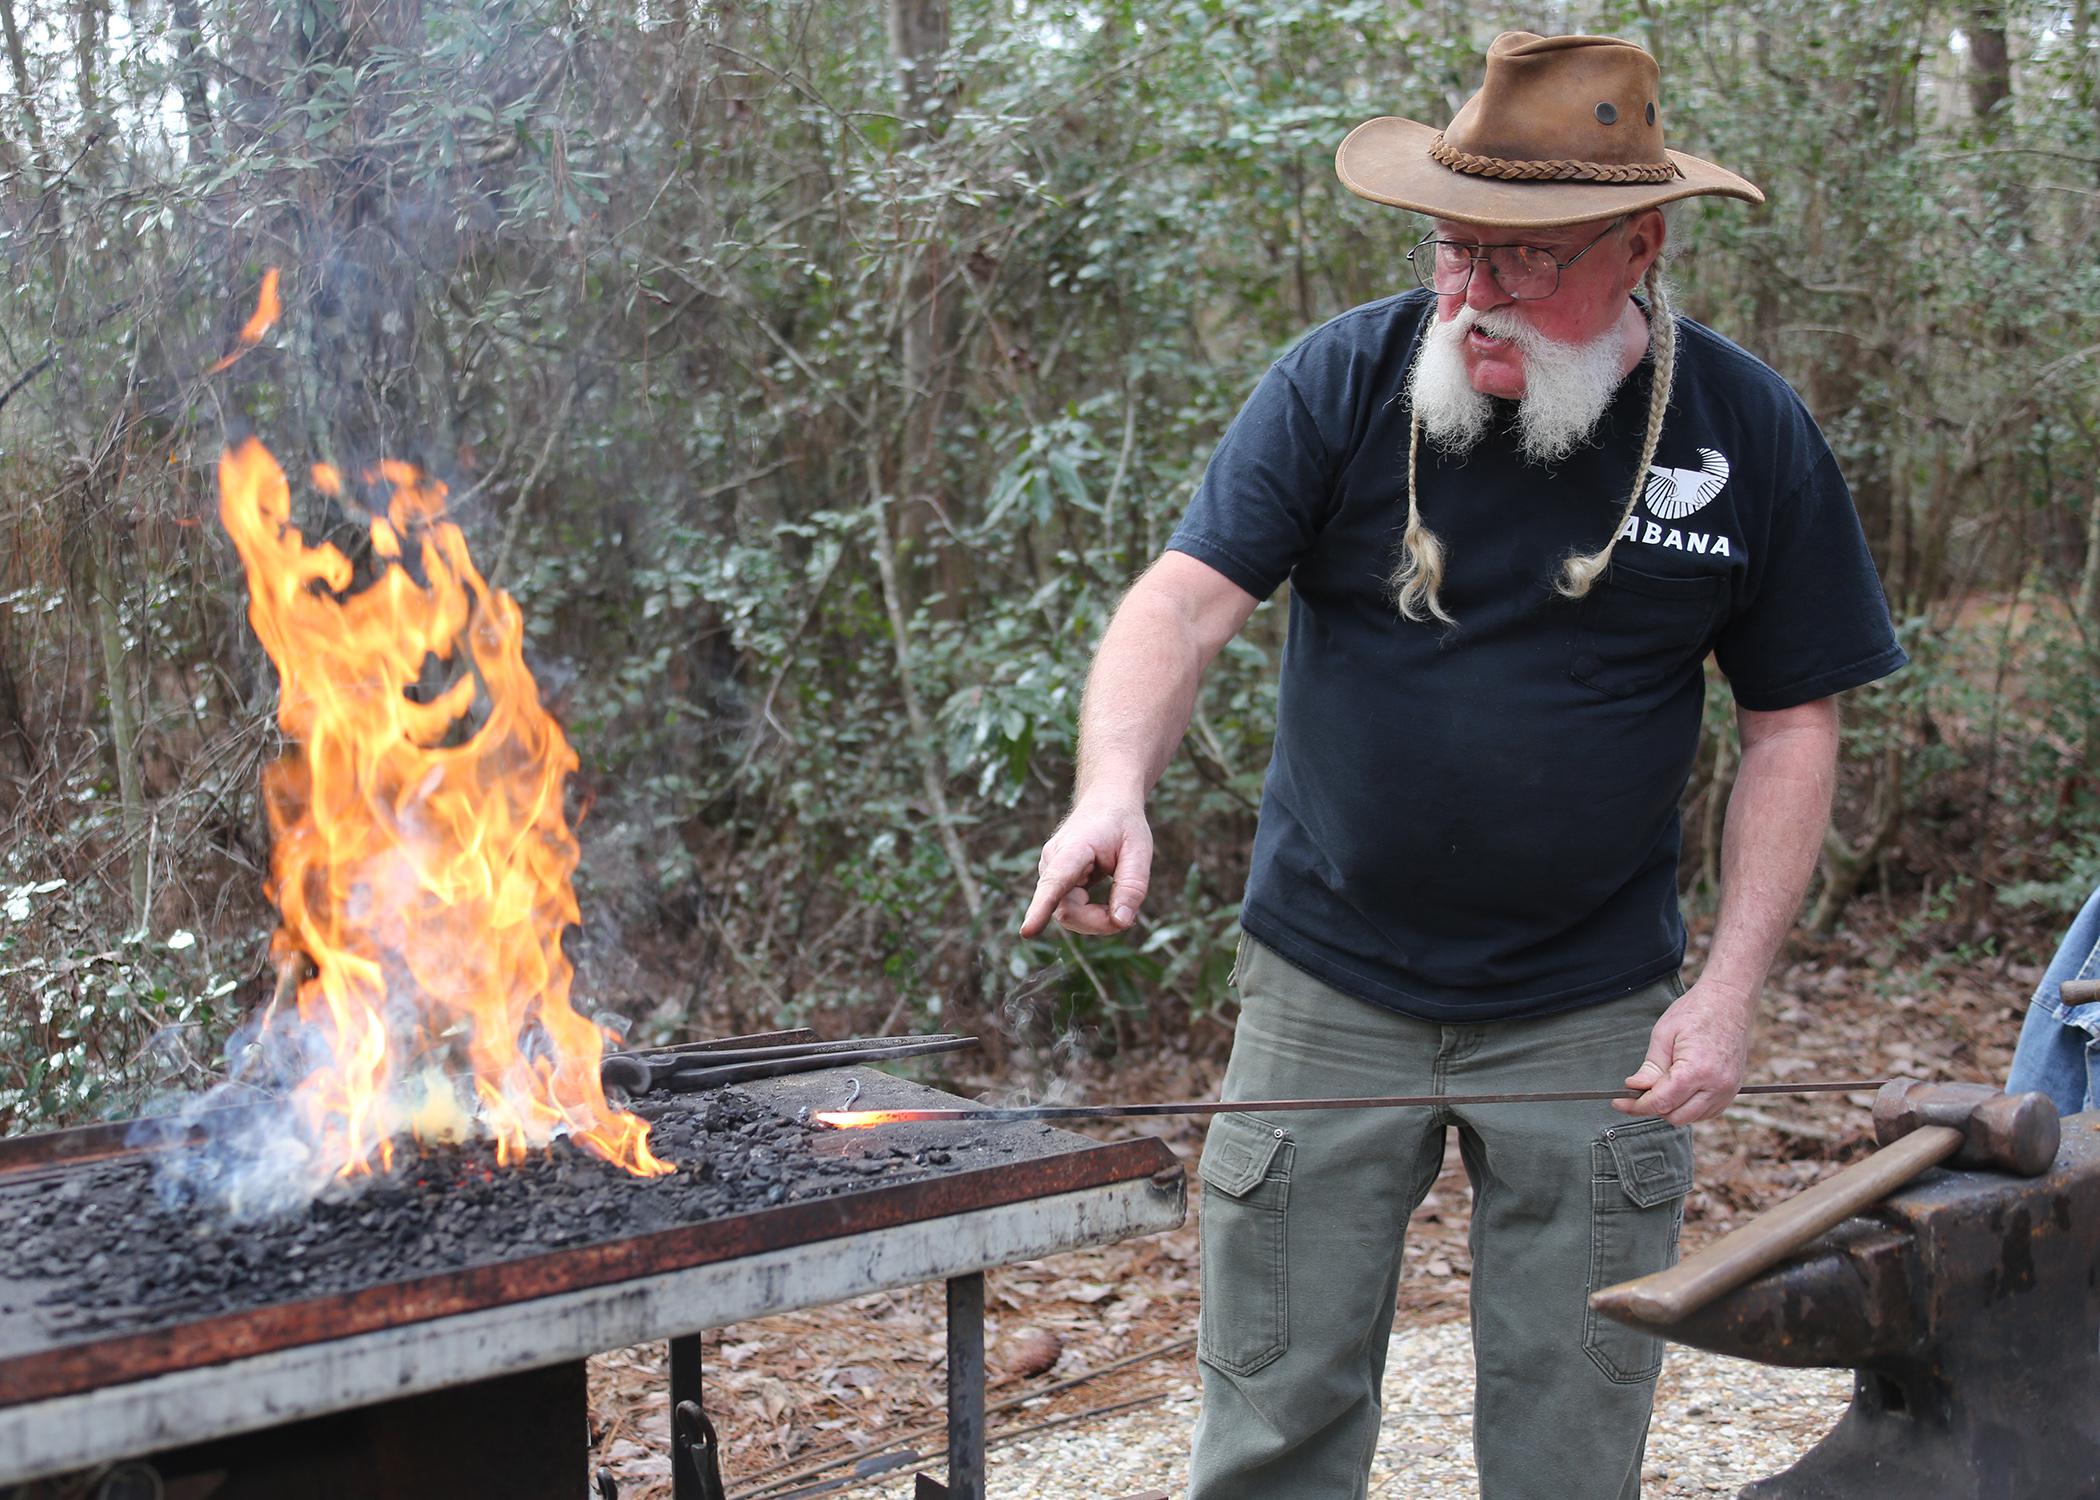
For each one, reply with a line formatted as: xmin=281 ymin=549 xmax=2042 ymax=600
xmin=1595 ymin=101 xmax=1619 ymax=125
xmin=1646 ymin=101 xmax=1657 ymax=125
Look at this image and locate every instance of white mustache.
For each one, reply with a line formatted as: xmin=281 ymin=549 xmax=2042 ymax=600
xmin=1442 ymin=304 xmax=1552 ymax=351
xmin=1412 ymin=303 xmax=1630 ymax=466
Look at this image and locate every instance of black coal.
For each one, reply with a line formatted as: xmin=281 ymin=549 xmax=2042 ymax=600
xmin=1 ymin=1086 xmax=1014 ymax=1346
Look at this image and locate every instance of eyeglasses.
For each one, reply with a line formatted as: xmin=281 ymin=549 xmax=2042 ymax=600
xmin=1406 ymin=218 xmax=1627 ymax=302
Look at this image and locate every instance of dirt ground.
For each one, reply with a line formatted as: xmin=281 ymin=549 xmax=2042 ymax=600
xmin=584 ymin=901 xmax=2044 ymax=1498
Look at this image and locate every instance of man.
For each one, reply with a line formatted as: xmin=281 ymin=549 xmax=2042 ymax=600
xmin=2008 ymin=886 xmax=2100 ymax=1113
xmin=1019 ymin=31 xmax=1907 ymax=1500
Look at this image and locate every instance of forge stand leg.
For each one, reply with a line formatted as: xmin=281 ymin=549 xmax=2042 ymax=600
xmin=670 ymin=1332 xmax=726 ymax=1500
xmin=916 ymin=1272 xmax=986 ymax=1500
xmin=948 ymin=1272 xmax=987 ymax=1499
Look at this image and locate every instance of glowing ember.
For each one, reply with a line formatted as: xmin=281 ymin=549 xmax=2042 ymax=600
xmin=216 ymin=270 xmax=668 ymax=1186
xmin=812 ymin=1111 xmax=917 ymax=1129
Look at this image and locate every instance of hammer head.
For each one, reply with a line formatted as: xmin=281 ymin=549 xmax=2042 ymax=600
xmin=1873 ymin=1079 xmax=2060 ymax=1176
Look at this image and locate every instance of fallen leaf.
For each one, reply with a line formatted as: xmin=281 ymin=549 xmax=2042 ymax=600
xmin=999 ymin=1327 xmax=1063 ymax=1381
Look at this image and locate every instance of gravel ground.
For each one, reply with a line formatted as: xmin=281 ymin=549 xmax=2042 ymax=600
xmin=834 ymin=1322 xmax=1851 ymax=1499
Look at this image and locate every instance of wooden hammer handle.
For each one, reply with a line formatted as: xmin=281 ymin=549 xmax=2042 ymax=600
xmin=1589 ymin=1123 xmax=1963 ymax=1326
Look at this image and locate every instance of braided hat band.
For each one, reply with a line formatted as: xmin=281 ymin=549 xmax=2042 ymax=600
xmin=1426 ymin=133 xmax=1682 ymax=186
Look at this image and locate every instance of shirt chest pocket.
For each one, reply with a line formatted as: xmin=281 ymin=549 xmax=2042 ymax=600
xmin=1569 ymin=564 xmax=1725 ymax=697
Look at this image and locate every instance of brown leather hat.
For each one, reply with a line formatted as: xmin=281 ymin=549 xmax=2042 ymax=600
xmin=1337 ymin=32 xmax=1762 ymax=229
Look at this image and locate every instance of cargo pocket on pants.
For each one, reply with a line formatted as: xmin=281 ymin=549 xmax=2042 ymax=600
xmin=1582 ymin=1116 xmax=1694 ymax=1384
xmin=1197 ymin=1111 xmax=1293 ymax=1377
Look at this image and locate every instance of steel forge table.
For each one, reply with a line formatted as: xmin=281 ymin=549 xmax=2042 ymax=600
xmin=0 ymin=1049 xmax=1187 ymax=1499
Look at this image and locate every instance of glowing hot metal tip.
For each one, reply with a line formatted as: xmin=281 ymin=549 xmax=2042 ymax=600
xmin=813 ymin=1111 xmax=915 ymax=1129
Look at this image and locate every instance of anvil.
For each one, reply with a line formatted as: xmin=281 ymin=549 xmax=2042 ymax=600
xmin=1601 ymin=1115 xmax=2100 ymax=1498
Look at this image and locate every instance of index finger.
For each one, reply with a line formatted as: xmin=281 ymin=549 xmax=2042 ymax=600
xmin=1019 ymin=845 xmax=1101 ymax=937
xmin=1625 ymin=1068 xmax=1699 ymax=1121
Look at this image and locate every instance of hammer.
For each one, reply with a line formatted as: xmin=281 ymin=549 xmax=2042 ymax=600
xmin=1589 ymin=1079 xmax=2060 ymax=1326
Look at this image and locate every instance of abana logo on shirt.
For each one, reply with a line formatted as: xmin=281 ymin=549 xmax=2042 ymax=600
xmin=1644 ymin=448 xmax=1730 ymax=519
xmin=1611 ymin=447 xmax=1740 ymax=558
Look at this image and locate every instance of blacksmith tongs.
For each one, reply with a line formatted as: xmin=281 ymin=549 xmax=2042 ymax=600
xmin=600 ymin=1033 xmax=978 ymax=1098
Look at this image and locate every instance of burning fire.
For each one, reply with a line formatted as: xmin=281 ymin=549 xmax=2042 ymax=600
xmin=209 ymin=267 xmax=281 ymax=374
xmin=215 ymin=271 xmax=669 ymax=1187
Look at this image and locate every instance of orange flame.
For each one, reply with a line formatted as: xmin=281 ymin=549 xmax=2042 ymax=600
xmin=210 ymin=268 xmax=281 ymax=374
xmin=216 ymin=278 xmax=667 ymax=1185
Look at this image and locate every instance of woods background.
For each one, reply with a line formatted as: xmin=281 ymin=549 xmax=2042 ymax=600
xmin=1 ymin=0 xmax=2096 ymax=1132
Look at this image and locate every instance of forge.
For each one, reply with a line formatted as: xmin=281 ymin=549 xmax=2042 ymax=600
xmin=0 ymin=282 xmax=1189 ymax=1500
xmin=0 ymin=1039 xmax=1186 ymax=1499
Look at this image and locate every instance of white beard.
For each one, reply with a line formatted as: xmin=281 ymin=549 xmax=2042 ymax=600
xmin=1409 ymin=305 xmax=1632 ymax=467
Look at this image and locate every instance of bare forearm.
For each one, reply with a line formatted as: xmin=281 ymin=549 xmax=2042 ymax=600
xmin=1617 ymin=700 xmax=1839 ymax=1122
xmin=1704 ymin=706 xmax=1840 ymax=1004
xmin=1070 ymin=554 xmax=1257 ymax=809
xmin=1020 ymin=554 xmax=1258 ymax=937
xmin=1073 ymin=592 xmax=1210 ymax=808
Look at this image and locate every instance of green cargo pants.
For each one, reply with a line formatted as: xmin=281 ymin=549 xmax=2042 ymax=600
xmin=1186 ymin=936 xmax=1694 ymax=1500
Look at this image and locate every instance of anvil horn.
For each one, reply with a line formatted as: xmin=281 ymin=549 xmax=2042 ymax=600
xmin=1635 ymin=1217 xmax=1922 ymax=1369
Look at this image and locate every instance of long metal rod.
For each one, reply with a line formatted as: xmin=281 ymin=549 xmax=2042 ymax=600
xmin=818 ymin=1078 xmax=1886 ymax=1126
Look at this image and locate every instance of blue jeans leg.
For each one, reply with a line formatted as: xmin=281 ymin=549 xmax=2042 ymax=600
xmin=2007 ymin=886 xmax=2100 ymax=1114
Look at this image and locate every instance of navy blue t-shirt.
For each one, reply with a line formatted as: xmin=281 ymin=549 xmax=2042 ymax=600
xmin=1168 ymin=290 xmax=1907 ymax=1022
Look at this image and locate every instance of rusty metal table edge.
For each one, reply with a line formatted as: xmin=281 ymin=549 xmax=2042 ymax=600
xmin=0 ymin=1079 xmax=1176 ymax=1409
xmin=0 ymin=1167 xmax=1188 ymax=1485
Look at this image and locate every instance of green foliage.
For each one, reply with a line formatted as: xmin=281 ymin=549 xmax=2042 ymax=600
xmin=1998 ymin=834 xmax=2100 ymax=915
xmin=0 ymin=880 xmax=251 ymax=1132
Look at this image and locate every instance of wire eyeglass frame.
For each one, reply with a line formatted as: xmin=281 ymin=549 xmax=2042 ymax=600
xmin=1406 ymin=217 xmax=1629 ymax=302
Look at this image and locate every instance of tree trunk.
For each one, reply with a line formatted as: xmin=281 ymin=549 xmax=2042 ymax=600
xmin=0 ymin=0 xmax=47 ymax=174
xmin=1810 ymin=746 xmax=1905 ymax=935
xmin=75 ymin=0 xmax=100 ymax=123
xmin=887 ymin=0 xmax=950 ymax=124
xmin=1964 ymin=7 xmax=2027 ymax=278
xmin=885 ymin=0 xmax=958 ymax=611
xmin=88 ymin=535 xmax=150 ymax=929
xmin=864 ymin=437 xmax=983 ymax=925
xmin=1699 ymin=715 xmax=1736 ymax=896
xmin=2089 ymin=0 xmax=2100 ymax=203
xmin=169 ymin=0 xmax=216 ymax=165
xmin=2077 ymin=454 xmax=2100 ymax=633
xmin=0 ymin=607 xmax=33 ymax=788
xmin=1966 ymin=6 xmax=2012 ymax=129
xmin=886 ymin=0 xmax=953 ymax=462
xmin=874 ymin=0 xmax=976 ymax=928
xmin=2072 ymin=413 xmax=2100 ymax=803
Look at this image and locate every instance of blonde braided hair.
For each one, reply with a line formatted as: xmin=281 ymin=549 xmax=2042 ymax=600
xmin=1387 ymin=260 xmax=1677 ymax=625
xmin=1558 ymin=262 xmax=1676 ymax=600
xmin=1390 ymin=399 xmax=1453 ymax=625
